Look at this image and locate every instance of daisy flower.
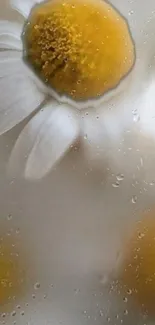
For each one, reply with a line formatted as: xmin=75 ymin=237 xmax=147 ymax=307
xmin=0 ymin=0 xmax=153 ymax=179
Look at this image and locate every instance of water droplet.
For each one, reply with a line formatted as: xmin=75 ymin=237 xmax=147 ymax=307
xmin=112 ymin=181 xmax=120 ymax=188
xmin=16 ymin=228 xmax=20 ymax=234
xmin=124 ymin=309 xmax=128 ymax=315
xmin=20 ymin=311 xmax=25 ymax=316
xmin=32 ymin=294 xmax=36 ymax=299
xmin=132 ymin=108 xmax=140 ymax=122
xmin=7 ymin=214 xmax=12 ymax=221
xmin=116 ymin=174 xmax=124 ymax=181
xmin=133 ymin=114 xmax=140 ymax=122
xmin=131 ymin=195 xmax=137 ymax=204
xmin=1 ymin=313 xmax=6 ymax=318
xmin=11 ymin=311 xmax=16 ymax=317
xmin=9 ymin=281 xmax=13 ymax=287
xmin=99 ymin=310 xmax=104 ymax=317
xmin=83 ymin=310 xmax=87 ymax=315
xmin=84 ymin=134 xmax=88 ymax=140
xmin=123 ymin=297 xmax=128 ymax=303
xmin=138 ymin=232 xmax=145 ymax=239
xmin=150 ymin=181 xmax=155 ymax=186
xmin=132 ymin=108 xmax=137 ymax=115
xmin=140 ymin=158 xmax=144 ymax=167
xmin=127 ymin=289 xmax=132 ymax=295
xmin=74 ymin=288 xmax=80 ymax=294
xmin=128 ymin=10 xmax=134 ymax=15
xmin=16 ymin=305 xmax=21 ymax=309
xmin=34 ymin=282 xmax=40 ymax=290
xmin=107 ymin=317 xmax=111 ymax=322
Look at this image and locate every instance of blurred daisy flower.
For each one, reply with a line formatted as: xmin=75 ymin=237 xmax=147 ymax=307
xmin=118 ymin=212 xmax=155 ymax=315
xmin=0 ymin=0 xmax=153 ymax=179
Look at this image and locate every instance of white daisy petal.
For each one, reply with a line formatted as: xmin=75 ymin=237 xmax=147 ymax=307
xmin=0 ymin=36 xmax=22 ymax=50
xmin=9 ymin=103 xmax=79 ymax=180
xmin=81 ymin=91 xmax=135 ymax=167
xmin=0 ymin=21 xmax=22 ymax=50
xmin=0 ymin=51 xmax=22 ymax=61
xmin=82 ymin=110 xmax=120 ymax=165
xmin=9 ymin=106 xmax=53 ymax=179
xmin=0 ymin=57 xmax=27 ymax=78
xmin=0 ymin=75 xmax=45 ymax=135
xmin=138 ymin=80 xmax=155 ymax=138
xmin=0 ymin=21 xmax=22 ymax=39
xmin=10 ymin=0 xmax=42 ymax=18
xmin=0 ymin=51 xmax=33 ymax=79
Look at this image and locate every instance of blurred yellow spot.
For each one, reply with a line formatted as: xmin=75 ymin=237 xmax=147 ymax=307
xmin=24 ymin=0 xmax=135 ymax=101
xmin=0 ymin=234 xmax=26 ymax=307
xmin=120 ymin=213 xmax=155 ymax=314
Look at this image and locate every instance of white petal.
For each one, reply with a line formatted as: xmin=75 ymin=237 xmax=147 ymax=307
xmin=0 ymin=74 xmax=45 ymax=135
xmin=0 ymin=37 xmax=22 ymax=50
xmin=10 ymin=0 xmax=42 ymax=18
xmin=138 ymin=79 xmax=155 ymax=138
xmin=0 ymin=56 xmax=27 ymax=78
xmin=9 ymin=103 xmax=79 ymax=180
xmin=82 ymin=110 xmax=121 ymax=165
xmin=81 ymin=87 xmax=136 ymax=167
xmin=0 ymin=50 xmax=49 ymax=95
xmin=0 ymin=51 xmax=22 ymax=61
xmin=0 ymin=51 xmax=38 ymax=81
xmin=0 ymin=21 xmax=22 ymax=50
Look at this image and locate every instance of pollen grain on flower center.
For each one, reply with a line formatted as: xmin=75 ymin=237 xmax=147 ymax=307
xmin=24 ymin=0 xmax=135 ymax=101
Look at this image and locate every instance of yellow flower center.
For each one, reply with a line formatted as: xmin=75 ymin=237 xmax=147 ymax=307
xmin=24 ymin=0 xmax=135 ymax=101
xmin=120 ymin=213 xmax=155 ymax=314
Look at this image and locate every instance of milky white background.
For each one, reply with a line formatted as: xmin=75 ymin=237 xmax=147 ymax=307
xmin=0 ymin=0 xmax=155 ymax=324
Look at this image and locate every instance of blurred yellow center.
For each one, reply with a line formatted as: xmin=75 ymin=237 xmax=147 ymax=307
xmin=24 ymin=0 xmax=135 ymax=101
xmin=120 ymin=213 xmax=155 ymax=314
xmin=0 ymin=234 xmax=25 ymax=308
